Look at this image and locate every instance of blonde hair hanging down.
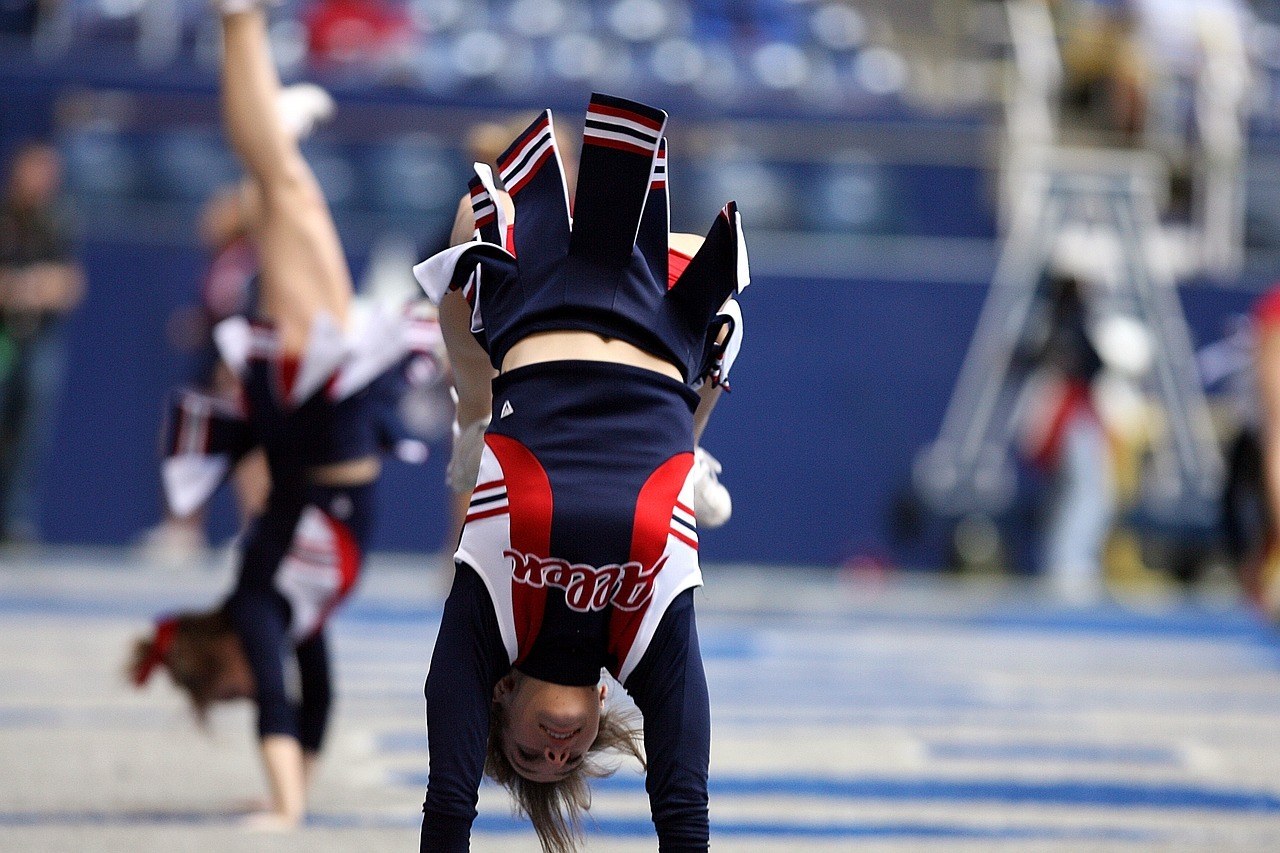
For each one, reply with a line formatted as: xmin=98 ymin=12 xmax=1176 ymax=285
xmin=486 ymin=701 xmax=646 ymax=853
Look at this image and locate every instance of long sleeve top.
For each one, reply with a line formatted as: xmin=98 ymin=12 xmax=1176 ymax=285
xmin=420 ymin=563 xmax=711 ymax=851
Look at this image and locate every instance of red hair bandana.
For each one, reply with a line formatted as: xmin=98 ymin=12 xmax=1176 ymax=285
xmin=133 ymin=617 xmax=178 ymax=687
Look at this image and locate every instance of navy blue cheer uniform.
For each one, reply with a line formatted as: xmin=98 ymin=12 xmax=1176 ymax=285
xmin=162 ymin=305 xmax=442 ymax=751
xmin=413 ymin=94 xmax=750 ymax=852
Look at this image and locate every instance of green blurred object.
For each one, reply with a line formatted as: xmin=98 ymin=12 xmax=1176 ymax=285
xmin=0 ymin=326 xmax=16 ymax=383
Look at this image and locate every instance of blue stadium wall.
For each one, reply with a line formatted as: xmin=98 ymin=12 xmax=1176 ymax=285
xmin=43 ymin=240 xmax=1261 ymax=565
xmin=9 ymin=59 xmax=1265 ymax=566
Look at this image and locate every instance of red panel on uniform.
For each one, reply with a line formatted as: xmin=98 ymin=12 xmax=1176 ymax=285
xmin=278 ymin=355 xmax=300 ymax=404
xmin=312 ymin=512 xmax=362 ymax=635
xmin=667 ymin=248 xmax=691 ymax=291
xmin=609 ymin=451 xmax=694 ymax=671
xmin=485 ymin=433 xmax=554 ymax=664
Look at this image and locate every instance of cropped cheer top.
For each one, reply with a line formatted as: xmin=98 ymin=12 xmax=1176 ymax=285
xmin=160 ymin=302 xmax=443 ymax=519
xmin=413 ymin=92 xmax=749 ymax=385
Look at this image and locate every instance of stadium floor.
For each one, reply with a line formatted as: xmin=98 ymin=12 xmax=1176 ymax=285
xmin=3 ymin=549 xmax=1280 ymax=852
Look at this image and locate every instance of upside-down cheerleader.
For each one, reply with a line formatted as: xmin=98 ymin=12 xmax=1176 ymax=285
xmin=128 ymin=3 xmax=439 ymax=829
xmin=415 ymin=94 xmax=749 ymax=852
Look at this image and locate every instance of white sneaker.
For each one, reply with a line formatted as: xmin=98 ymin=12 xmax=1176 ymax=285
xmin=691 ymin=446 xmax=732 ymax=529
xmin=277 ymin=83 xmax=335 ymax=141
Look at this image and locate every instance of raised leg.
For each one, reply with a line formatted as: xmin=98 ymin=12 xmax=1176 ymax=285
xmin=218 ymin=9 xmax=351 ymax=352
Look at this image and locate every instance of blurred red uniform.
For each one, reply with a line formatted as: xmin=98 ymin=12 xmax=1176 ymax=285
xmin=305 ymin=0 xmax=412 ymax=67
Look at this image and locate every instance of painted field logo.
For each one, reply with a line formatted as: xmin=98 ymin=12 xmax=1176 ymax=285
xmin=506 ymin=550 xmax=666 ymax=612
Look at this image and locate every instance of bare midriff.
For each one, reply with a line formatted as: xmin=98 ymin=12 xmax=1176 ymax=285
xmin=501 ymin=331 xmax=683 ymax=382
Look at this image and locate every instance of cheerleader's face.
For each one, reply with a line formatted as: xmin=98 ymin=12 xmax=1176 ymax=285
xmin=494 ymin=671 xmax=606 ymax=783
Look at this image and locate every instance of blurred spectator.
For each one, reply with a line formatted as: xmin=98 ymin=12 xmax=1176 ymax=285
xmin=1248 ymin=285 xmax=1280 ymax=614
xmin=1197 ymin=315 xmax=1268 ymax=584
xmin=0 ymin=141 xmax=84 ymax=545
xmin=1126 ymin=0 xmax=1249 ymax=124
xmin=1055 ymin=0 xmax=1148 ymax=141
xmin=1015 ymin=270 xmax=1115 ymax=603
xmin=304 ymin=0 xmax=413 ymax=70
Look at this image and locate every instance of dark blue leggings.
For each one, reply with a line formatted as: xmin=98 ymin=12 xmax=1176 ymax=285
xmin=224 ymin=479 xmax=374 ymax=752
xmin=225 ymin=584 xmax=333 ymax=751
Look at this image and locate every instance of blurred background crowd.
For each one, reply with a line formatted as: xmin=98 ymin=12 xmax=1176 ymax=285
xmin=5 ymin=0 xmax=1280 ymax=604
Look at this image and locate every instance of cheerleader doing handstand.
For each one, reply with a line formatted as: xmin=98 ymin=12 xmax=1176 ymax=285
xmin=415 ymin=95 xmax=748 ymax=852
xmin=128 ymin=4 xmax=437 ymax=829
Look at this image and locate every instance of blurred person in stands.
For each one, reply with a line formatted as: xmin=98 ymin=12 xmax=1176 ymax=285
xmin=1015 ymin=269 xmax=1116 ymax=603
xmin=1198 ymin=316 xmax=1269 ymax=587
xmin=1124 ymin=0 xmax=1250 ymax=141
xmin=129 ymin=2 xmax=438 ymax=830
xmin=139 ymin=184 xmax=271 ymax=560
xmin=304 ymin=0 xmax=413 ymax=73
xmin=0 ymin=141 xmax=84 ymax=546
xmin=1055 ymin=0 xmax=1147 ymax=141
xmin=1248 ymin=287 xmax=1280 ymax=615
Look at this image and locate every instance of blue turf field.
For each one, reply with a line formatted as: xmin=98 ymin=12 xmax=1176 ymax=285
xmin=2 ymin=551 xmax=1279 ymax=851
